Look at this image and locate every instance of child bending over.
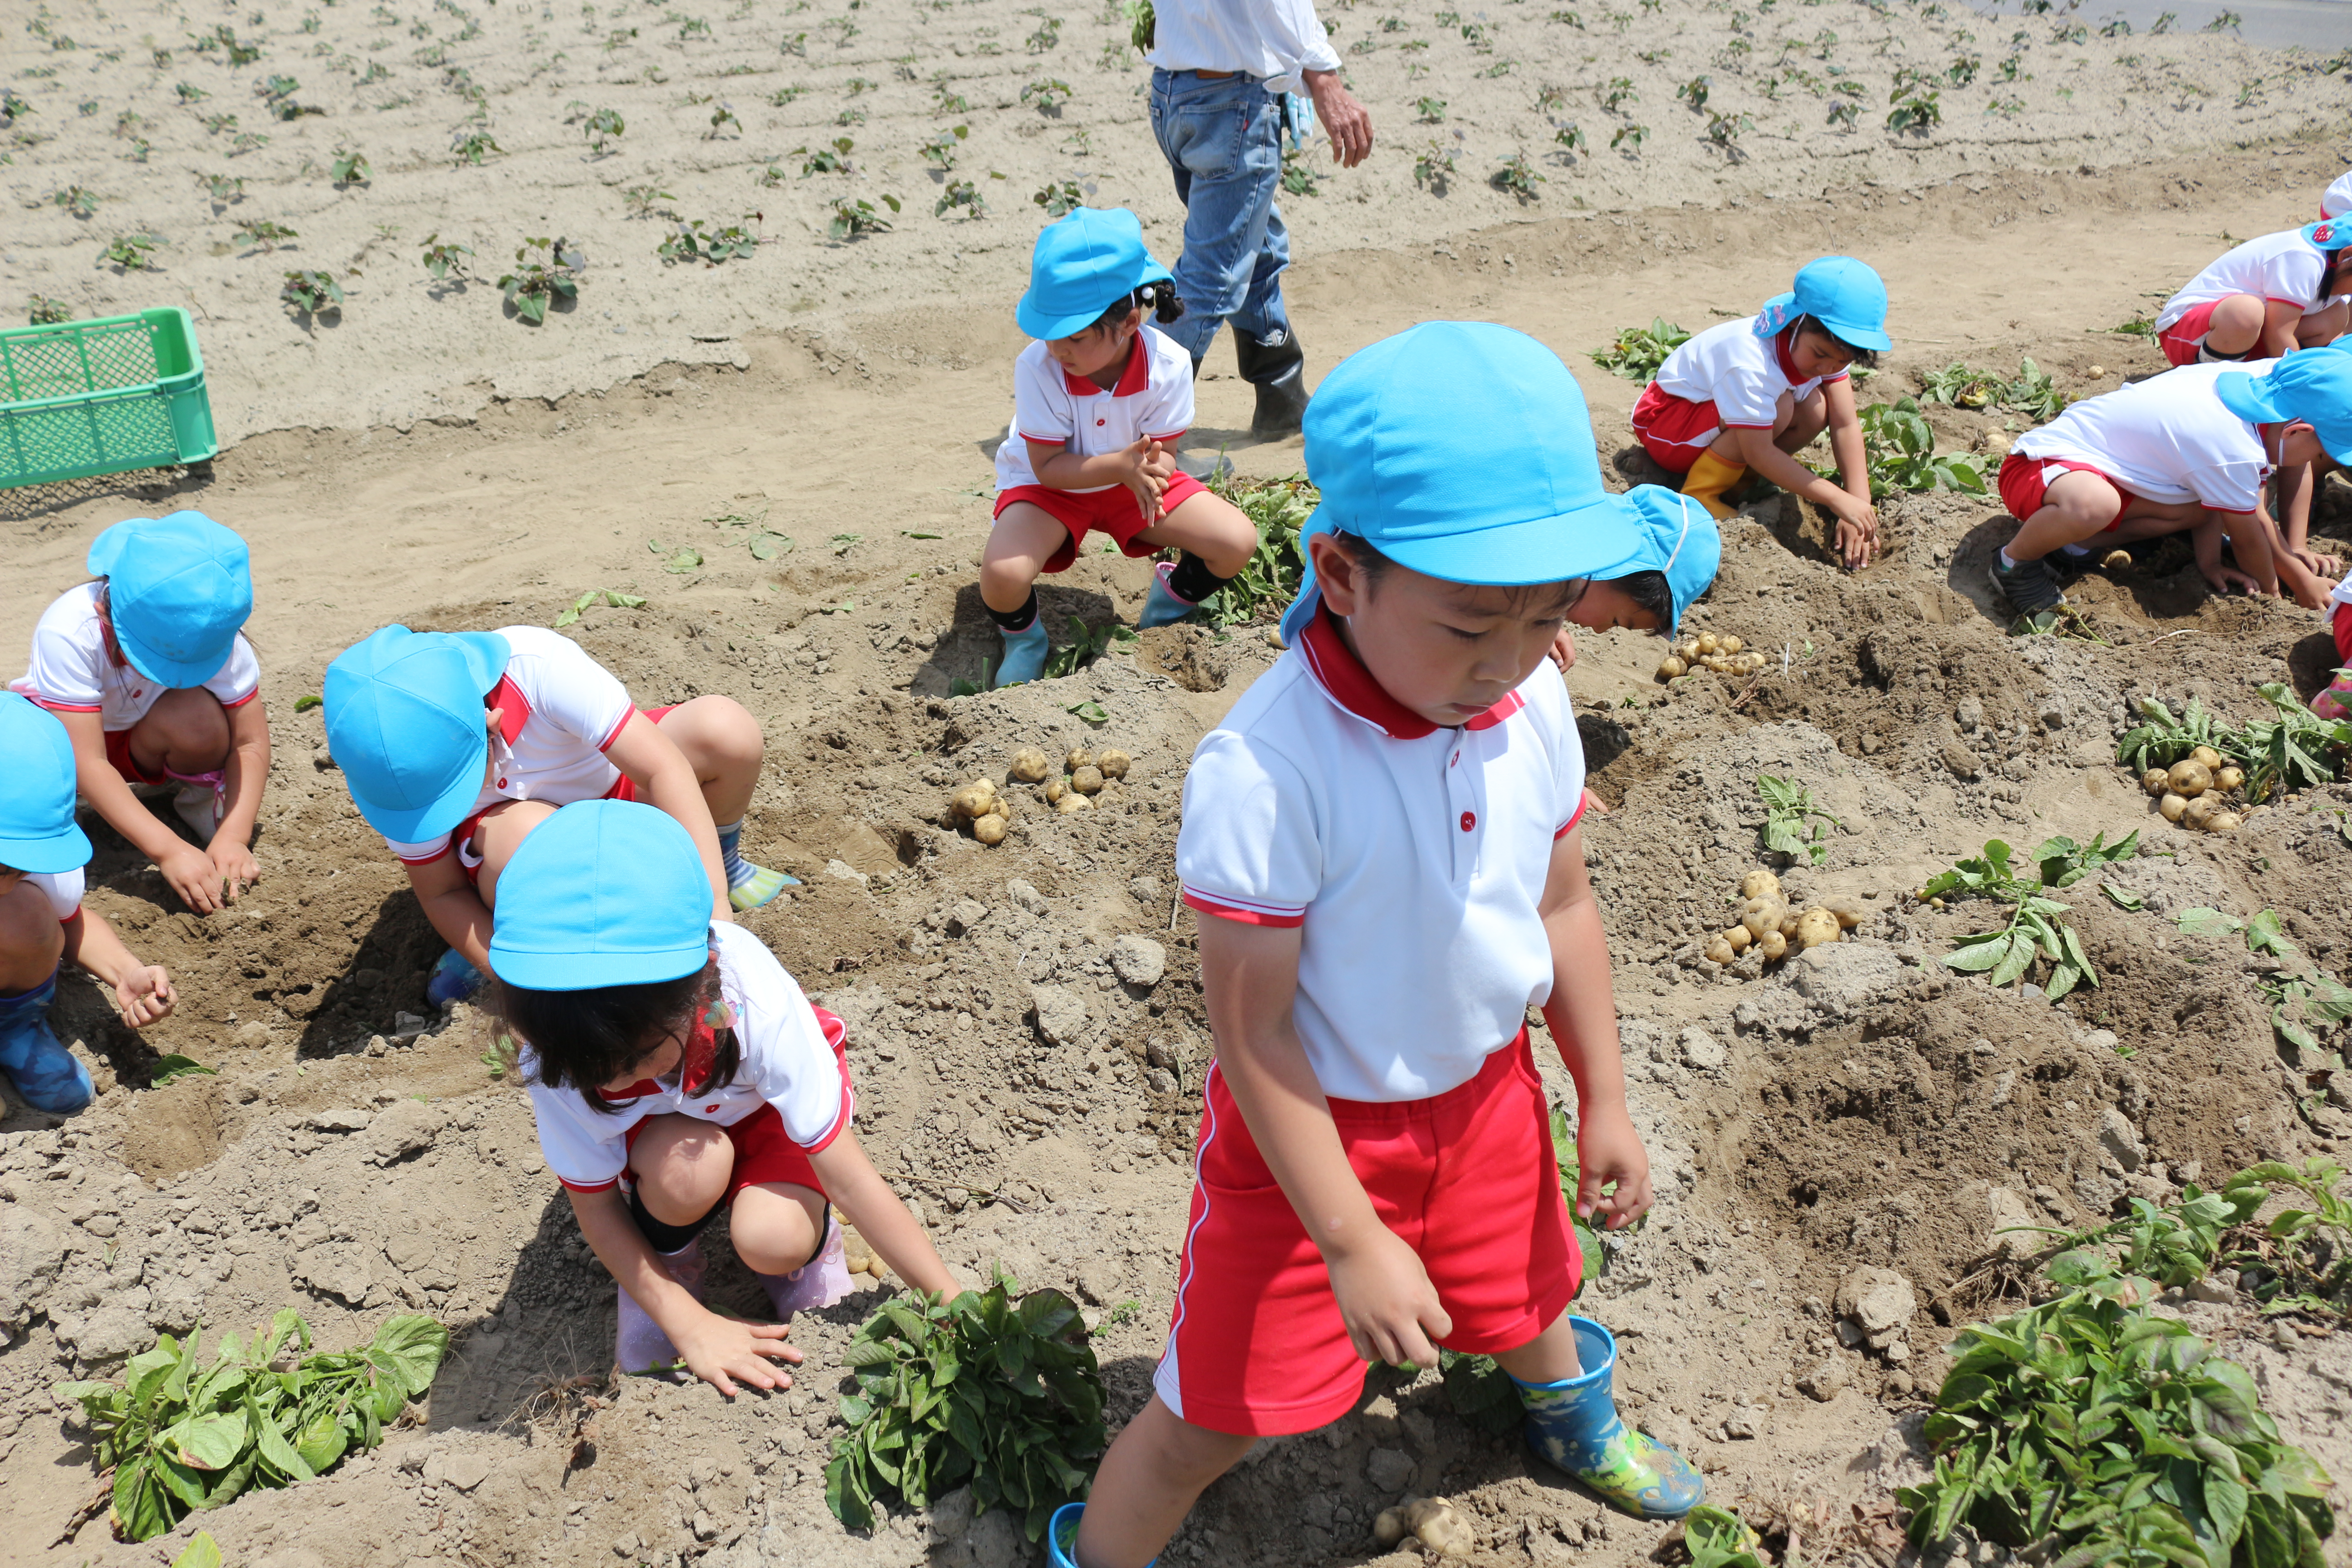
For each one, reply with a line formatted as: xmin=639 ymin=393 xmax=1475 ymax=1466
xmin=2153 ymin=220 xmax=2350 ymax=368
xmin=1051 ymin=323 xmax=1718 ymax=1567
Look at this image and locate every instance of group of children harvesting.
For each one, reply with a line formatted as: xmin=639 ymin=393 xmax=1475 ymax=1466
xmin=5 ymin=174 xmax=2349 ymax=1565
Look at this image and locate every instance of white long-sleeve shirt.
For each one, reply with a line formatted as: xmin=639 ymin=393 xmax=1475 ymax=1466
xmin=1147 ymin=0 xmax=1340 ymax=94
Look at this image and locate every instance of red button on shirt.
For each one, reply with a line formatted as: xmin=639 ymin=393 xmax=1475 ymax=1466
xmin=1460 ymin=811 xmax=1476 ymax=832
xmin=1097 ymin=418 xmax=1107 ymax=426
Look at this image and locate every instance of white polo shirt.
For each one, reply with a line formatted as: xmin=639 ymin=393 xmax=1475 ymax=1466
xmin=2327 ymin=172 xmax=2352 ymax=221
xmin=1145 ymin=0 xmax=1340 ymax=94
xmin=2014 ymin=361 xmax=2276 ymax=516
xmin=995 ymin=327 xmax=1194 ymax=494
xmin=1652 ymin=316 xmax=1848 ymax=430
xmin=2156 ymin=229 xmax=2346 ymax=331
xmin=11 ymin=582 xmax=261 ymax=732
xmin=24 ymin=868 xmax=84 ymax=921
xmin=381 ymin=625 xmax=637 ymax=865
xmin=522 ymin=921 xmax=855 ymax=1193
xmin=1176 ymin=609 xmax=1587 ymax=1103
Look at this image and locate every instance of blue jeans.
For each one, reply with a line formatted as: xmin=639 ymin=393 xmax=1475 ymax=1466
xmin=1148 ymin=69 xmax=1294 ymax=364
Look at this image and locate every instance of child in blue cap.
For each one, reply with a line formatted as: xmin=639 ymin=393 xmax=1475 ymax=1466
xmin=1050 ymin=322 xmax=1717 ymax=1568
xmin=323 ymin=622 xmax=795 ymax=1009
xmin=1630 ymin=255 xmax=1891 ymax=567
xmin=10 ymin=512 xmax=270 ymax=916
xmin=485 ymin=799 xmax=958 ymax=1385
xmin=2153 ymin=220 xmax=2349 ymax=369
xmin=1992 ymin=352 xmax=2349 ymax=621
xmin=0 ymin=694 xmax=176 ymax=1114
xmin=981 ymin=208 xmax=1261 ymax=686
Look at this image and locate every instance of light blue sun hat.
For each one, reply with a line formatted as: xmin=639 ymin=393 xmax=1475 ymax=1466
xmin=1015 ymin=207 xmax=1172 ymax=342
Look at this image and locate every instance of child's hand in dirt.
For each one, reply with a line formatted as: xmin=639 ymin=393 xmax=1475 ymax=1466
xmin=2293 ymin=544 xmax=2345 ymax=578
xmin=1548 ymin=627 xmax=1578 ymax=671
xmin=1328 ymin=1225 xmax=1453 ymax=1372
xmin=1573 ymin=1104 xmax=1655 ymax=1231
xmin=158 ymin=842 xmax=229 ymax=914
xmin=2199 ymin=562 xmax=2266 ymax=598
xmin=673 ymin=1312 xmax=804 ymax=1398
xmin=209 ymin=838 xmax=260 ymax=903
xmin=114 ymin=965 xmax=174 ymax=1028
xmin=1830 ymin=495 xmax=1879 ymax=570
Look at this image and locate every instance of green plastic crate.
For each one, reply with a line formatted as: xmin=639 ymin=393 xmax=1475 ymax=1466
xmin=0 ymin=307 xmax=218 ymax=490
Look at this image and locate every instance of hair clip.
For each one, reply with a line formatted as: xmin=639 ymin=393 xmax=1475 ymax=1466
xmin=703 ymin=997 xmax=735 ymax=1032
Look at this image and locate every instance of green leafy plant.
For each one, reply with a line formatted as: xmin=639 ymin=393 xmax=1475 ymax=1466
xmin=2117 ymin=690 xmax=2352 ymax=804
xmin=621 ymin=185 xmax=676 ymax=217
xmin=102 ymin=233 xmax=165 ymax=270
xmin=1590 ymin=317 xmax=1690 ymax=380
xmin=939 ymin=178 xmax=988 ymax=218
xmin=28 ymin=294 xmax=72 ymax=325
xmin=51 ymin=183 xmax=99 ymax=218
xmin=451 ymin=127 xmax=501 ymax=165
xmin=657 ymin=215 xmax=761 ymax=264
xmin=707 ymin=103 xmax=741 ymax=137
xmin=1413 ymin=136 xmax=1459 ymax=191
xmin=1020 ymin=76 xmax=1071 ymax=113
xmin=234 ymin=219 xmax=299 ymax=252
xmin=1492 ymin=152 xmax=1544 ymax=201
xmin=54 ymin=1312 xmax=448 ymax=1543
xmin=419 ymin=231 xmax=473 ymax=279
xmin=1026 ymin=12 xmax=1062 ymax=51
xmin=2203 ymin=8 xmax=2241 ymax=29
xmin=2224 ymin=1158 xmax=2352 ymax=1317
xmin=797 ymin=136 xmax=853 ymax=175
xmin=1033 ymin=177 xmax=1083 ymax=216
xmin=828 ymin=194 xmax=899 ymax=239
xmin=175 ymin=80 xmax=211 ymax=102
xmin=1836 ymin=397 xmax=1985 ymax=495
xmin=1676 ymin=74 xmax=1711 ymax=110
xmin=1601 ymin=75 xmax=1637 ymax=109
xmin=1705 ymin=108 xmax=1752 ymax=149
xmin=1920 ymin=361 xmax=2001 ymax=408
xmin=1553 ymin=120 xmax=1588 ymax=154
xmin=1921 ymin=833 xmax=2135 ymax=1000
xmin=1827 ymin=97 xmax=1860 ymax=126
xmin=148 ymin=1054 xmax=217 ymax=1086
xmin=1279 ymin=145 xmax=1320 ymax=196
xmin=1039 ymin=618 xmax=1137 ymax=681
xmin=199 ymin=172 xmax=245 ymax=205
xmin=279 ymin=268 xmax=342 ymax=314
xmin=1757 ymin=774 xmax=1842 ymax=864
xmin=1610 ymin=122 xmax=1648 ymax=150
xmin=922 ymin=124 xmax=969 ymax=167
xmin=583 ymin=105 xmax=623 ymax=152
xmin=330 ymin=148 xmax=371 ymax=185
xmin=498 ymin=235 xmax=583 ymax=323
xmin=646 ymin=539 xmax=704 ymax=573
xmin=824 ymin=1274 xmax=1105 ymax=1542
xmin=552 ymin=588 xmax=647 ymax=628
xmin=1416 ymin=93 xmax=1448 ymax=121
xmin=1200 ymin=474 xmax=1314 ymax=626
xmin=1886 ymin=73 xmax=1942 ymax=131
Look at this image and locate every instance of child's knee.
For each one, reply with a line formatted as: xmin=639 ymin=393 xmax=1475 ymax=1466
xmin=729 ymin=1183 xmax=824 ymax=1273
xmin=634 ymin=1124 xmax=735 ymax=1220
xmin=0 ymin=885 xmax=65 ymax=978
xmin=142 ymin=687 xmax=231 ymax=764
xmin=2211 ymin=294 xmax=2266 ymax=338
xmin=670 ymin=696 xmax=764 ymax=770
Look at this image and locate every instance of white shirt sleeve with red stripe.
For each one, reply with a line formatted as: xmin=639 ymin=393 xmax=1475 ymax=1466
xmin=27 ymin=869 xmax=85 ymax=921
xmin=1009 ymin=341 xmax=1076 ymax=448
xmin=16 ymin=587 xmax=109 ymax=712
xmin=1175 ymin=731 xmax=1320 ymax=927
xmin=721 ymin=921 xmax=856 ymax=1151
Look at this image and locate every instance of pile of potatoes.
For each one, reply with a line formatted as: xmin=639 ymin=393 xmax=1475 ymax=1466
xmin=1659 ymin=630 xmax=1769 ymax=683
xmin=838 ymin=1217 xmax=893 ymax=1285
xmin=1373 ymin=1497 xmax=1473 ymax=1558
xmin=945 ymin=745 xmax=1134 ymax=843
xmin=1703 ymin=869 xmax=1861 ymax=967
xmin=2141 ymin=746 xmax=2245 ymax=834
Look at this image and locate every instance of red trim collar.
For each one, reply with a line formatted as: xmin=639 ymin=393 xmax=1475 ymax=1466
xmin=595 ymin=1013 xmax=720 ymax=1103
xmin=485 ymin=675 xmax=533 ymax=746
xmin=1058 ymin=333 xmax=1151 ymax=398
xmin=1296 ymin=606 xmax=1525 ymax=739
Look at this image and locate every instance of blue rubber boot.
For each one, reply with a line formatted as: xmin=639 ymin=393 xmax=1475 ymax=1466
xmin=0 ymin=972 xmax=94 ymax=1114
xmin=1047 ymin=1502 xmax=1157 ymax=1568
xmin=426 ymin=948 xmax=485 ymax=1009
xmin=1137 ymin=562 xmax=1202 ymax=630
xmin=994 ymin=619 xmax=1050 ymax=688
xmin=1516 ymin=1317 xmax=1704 ymax=1519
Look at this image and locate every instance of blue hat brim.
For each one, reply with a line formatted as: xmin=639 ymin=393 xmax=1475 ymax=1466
xmin=0 ymin=818 xmax=93 ymax=876
xmin=1755 ymin=287 xmax=1894 ymax=354
xmin=1014 ymin=262 xmax=1174 ymax=342
xmin=337 ymin=628 xmax=511 ymax=843
xmin=2219 ymin=370 xmax=2352 ymax=465
xmin=111 ymin=619 xmax=235 ymax=689
xmin=485 ymin=938 xmax=711 ymax=992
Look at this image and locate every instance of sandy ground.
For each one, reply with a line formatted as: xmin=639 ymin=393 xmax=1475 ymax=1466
xmin=3 ymin=7 xmax=2352 ymax=1566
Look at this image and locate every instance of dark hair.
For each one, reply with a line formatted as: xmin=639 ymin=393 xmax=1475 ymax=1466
xmin=1087 ymin=279 xmax=1185 ymax=334
xmin=1331 ymin=531 xmax=1585 ymax=619
xmin=492 ymin=950 xmax=740 ymax=1115
xmin=1596 ymin=568 xmax=1673 ymax=630
xmin=1789 ymin=313 xmax=1881 ymax=370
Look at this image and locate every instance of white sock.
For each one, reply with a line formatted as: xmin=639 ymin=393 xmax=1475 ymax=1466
xmin=1999 ymin=548 xmax=2019 ymax=571
xmin=2059 ymin=542 xmax=2092 ymax=557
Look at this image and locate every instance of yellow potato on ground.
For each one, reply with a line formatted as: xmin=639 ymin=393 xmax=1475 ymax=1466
xmin=2182 ymin=794 xmax=2220 ymax=830
xmin=2188 ymin=745 xmax=2223 ymax=771
xmin=1795 ymin=908 xmax=1841 ymax=949
xmin=1373 ymin=1507 xmax=1412 ymax=1550
xmin=1658 ymin=656 xmax=1688 ymax=681
xmin=2214 ymin=765 xmax=2244 ymax=794
xmin=1718 ymin=635 xmax=1744 ymax=655
xmin=1096 ymin=747 xmax=1132 ymax=779
xmin=1072 ymin=765 xmax=1105 ymax=794
xmin=1056 ymin=791 xmax=1093 ymax=815
xmin=1740 ymin=869 xmax=1782 ymax=902
xmin=949 ymin=784 xmax=995 ymax=820
xmin=1409 ymin=1498 xmax=1474 ymax=1558
xmin=1740 ymin=902 xmax=1784 ymax=941
xmin=1674 ymin=638 xmax=1700 ymax=663
xmin=1044 ymin=777 xmax=1067 ymax=804
xmin=2167 ymin=759 xmax=2213 ymax=797
xmin=2207 ymin=811 xmax=2243 ymax=833
xmin=2141 ymin=768 xmax=2171 ymax=797
xmin=2102 ymin=549 xmax=2132 ymax=570
xmin=1759 ymin=929 xmax=1788 ymax=961
xmin=973 ymin=813 xmax=1008 ymax=845
xmin=1704 ymin=936 xmax=1736 ymax=965
xmin=1009 ymin=747 xmax=1052 ymax=783
xmin=1822 ymin=897 xmax=1866 ymax=930
xmin=1066 ymin=748 xmax=1095 ymax=772
xmin=1779 ymin=909 xmax=1803 ymax=938
xmin=1725 ymin=925 xmax=1753 ymax=952
xmin=2158 ymin=792 xmax=2188 ymax=822
xmin=1695 ymin=632 xmax=1720 ymax=655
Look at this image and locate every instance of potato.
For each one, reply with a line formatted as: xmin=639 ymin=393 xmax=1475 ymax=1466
xmin=1779 ymin=909 xmax=1803 ymax=939
xmin=1725 ymin=925 xmax=1753 ymax=952
xmin=2214 ymin=765 xmax=2244 ymax=794
xmin=1740 ymin=869 xmax=1782 ymax=901
xmin=1703 ymin=656 xmax=1733 ymax=674
xmin=1795 ymin=908 xmax=1841 ymax=949
xmin=1056 ymin=791 xmax=1093 ymax=815
xmin=2102 ymin=549 xmax=2132 ymax=570
xmin=1674 ymin=638 xmax=1700 ymax=663
xmin=991 ymin=791 xmax=1019 ymax=820
xmin=948 ymin=784 xmax=995 ymax=820
xmin=973 ymin=813 xmax=1008 ymax=845
xmin=1410 ymin=1498 xmax=1474 ymax=1558
xmin=1740 ymin=902 xmax=1784 ymax=941
xmin=1066 ymin=748 xmax=1095 ymax=772
xmin=1718 ymin=635 xmax=1744 ymax=656
xmin=1696 ymin=632 xmax=1720 ymax=655
xmin=2182 ymin=794 xmax=2219 ymax=830
xmin=1097 ymin=747 xmax=1132 ymax=779
xmin=1758 ymin=928 xmax=1788 ymax=961
xmin=1009 ymin=747 xmax=1052 ymax=783
xmin=1043 ymin=777 xmax=1066 ymax=804
xmin=1822 ymin=897 xmax=1866 ymax=930
xmin=2167 ymin=759 xmax=2213 ymax=796
xmin=2141 ymin=768 xmax=2171 ymax=797
xmin=1704 ymin=936 xmax=1736 ymax=966
xmin=2158 ymin=792 xmax=2188 ymax=822
xmin=1742 ymin=652 xmax=1769 ymax=673
xmin=1373 ymin=1507 xmax=1411 ymax=1550
xmin=2207 ymin=811 xmax=2243 ymax=833
xmin=1072 ymin=765 xmax=1105 ymax=795
xmin=2188 ymin=745 xmax=2223 ymax=771
xmin=1658 ymin=656 xmax=1688 ymax=681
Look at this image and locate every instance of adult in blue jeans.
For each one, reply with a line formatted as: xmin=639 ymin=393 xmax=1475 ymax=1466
xmin=1145 ymin=0 xmax=1373 ymax=436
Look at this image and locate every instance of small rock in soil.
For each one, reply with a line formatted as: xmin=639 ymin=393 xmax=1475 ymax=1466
xmin=1796 ymin=1356 xmax=1850 ymax=1401
xmin=1367 ymin=1447 xmax=1416 ymax=1492
xmin=2097 ymin=1106 xmax=2144 ymax=1172
xmin=1677 ymin=1027 xmax=1727 ymax=1072
xmin=1836 ymin=1265 xmax=1916 ymax=1347
xmin=1007 ymin=879 xmax=1050 ymax=916
xmin=1029 ymin=983 xmax=1090 ymax=1047
xmin=947 ymin=898 xmax=990 ymax=936
xmin=1985 ymin=1185 xmax=2038 ymax=1257
xmin=1112 ymin=935 xmax=1167 ymax=989
xmin=0 ymin=1207 xmax=66 ymax=1326
xmin=368 ymin=1098 xmax=441 ymax=1164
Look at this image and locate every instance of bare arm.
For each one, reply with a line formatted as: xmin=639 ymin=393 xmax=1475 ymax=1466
xmin=1733 ymin=379 xmax=1878 ymax=568
xmin=1198 ymin=915 xmax=1453 ymax=1369
xmin=62 ymin=910 xmax=174 ymax=1027
xmin=2263 ymin=299 xmax=2305 ymax=360
xmin=54 ymin=708 xmax=225 ymax=912
xmin=404 ymin=853 xmax=497 ymax=973
xmin=206 ymin=696 xmax=270 ymax=898
xmin=568 ymin=1185 xmax=800 ymax=1396
xmin=1536 ymin=826 xmax=1652 ymax=1229
xmin=1301 ymin=68 xmax=1372 ymax=166
xmin=604 ymin=711 xmax=732 ymax=923
xmin=808 ymin=1129 xmax=960 ymax=1298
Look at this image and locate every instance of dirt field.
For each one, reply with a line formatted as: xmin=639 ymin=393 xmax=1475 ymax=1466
xmin=5 ymin=2 xmax=2352 ymax=1561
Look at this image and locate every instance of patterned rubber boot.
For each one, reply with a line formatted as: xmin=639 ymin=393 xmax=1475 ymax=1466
xmin=615 ymin=1240 xmax=707 ymax=1377
xmin=2313 ymin=670 xmax=2352 ymax=723
xmin=994 ymin=619 xmax=1050 ymax=688
xmin=1047 ymin=1502 xmax=1159 ymax=1568
xmin=1516 ymin=1317 xmax=1705 ymax=1519
xmin=1138 ymin=562 xmax=1202 ymax=630
xmin=726 ymin=865 xmax=798 ymax=912
xmin=0 ymin=972 xmax=94 ymax=1114
xmin=755 ymin=1219 xmax=855 ymax=1321
xmin=426 ymin=948 xmax=485 ymax=1009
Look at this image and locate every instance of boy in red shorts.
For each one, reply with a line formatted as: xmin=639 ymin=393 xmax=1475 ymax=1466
xmin=1988 ymin=354 xmax=2351 ymax=619
xmin=2153 ymin=221 xmax=2350 ymax=368
xmin=1048 ymin=322 xmax=1717 ymax=1568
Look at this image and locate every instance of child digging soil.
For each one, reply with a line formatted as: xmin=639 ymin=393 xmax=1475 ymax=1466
xmin=486 ymin=800 xmax=960 ymax=1386
xmin=1050 ymin=322 xmax=1716 ymax=1568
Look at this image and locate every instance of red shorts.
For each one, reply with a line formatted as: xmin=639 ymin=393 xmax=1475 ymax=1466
xmin=2157 ymin=299 xmax=2259 ymax=369
xmin=619 ymin=1058 xmax=846 ymax=1210
xmin=1996 ymin=451 xmax=2135 ymax=531
xmin=2331 ymin=602 xmax=2352 ymax=666
xmin=452 ymin=704 xmax=675 ymax=886
xmin=1154 ymin=1030 xmax=1579 ymax=1436
xmin=994 ymin=470 xmax=1208 ymax=574
xmin=103 ymin=728 xmax=171 ymax=787
xmin=1630 ymin=382 xmax=1722 ymax=475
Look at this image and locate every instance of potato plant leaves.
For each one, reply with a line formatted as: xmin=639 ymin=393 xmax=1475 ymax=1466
xmin=1757 ymin=774 xmax=1842 ymax=865
xmin=2118 ymin=691 xmax=2352 ymax=804
xmin=823 ymin=1274 xmax=1104 ymax=1543
xmin=1924 ymin=834 xmax=2135 ymax=1001
xmin=55 ymin=1312 xmax=447 ymax=1542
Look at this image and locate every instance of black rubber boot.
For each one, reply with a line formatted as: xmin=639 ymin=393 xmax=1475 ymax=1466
xmin=1235 ymin=328 xmax=1310 ymax=437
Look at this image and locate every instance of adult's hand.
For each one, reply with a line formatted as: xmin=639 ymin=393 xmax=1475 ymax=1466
xmin=1301 ymin=69 xmax=1371 ymax=167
